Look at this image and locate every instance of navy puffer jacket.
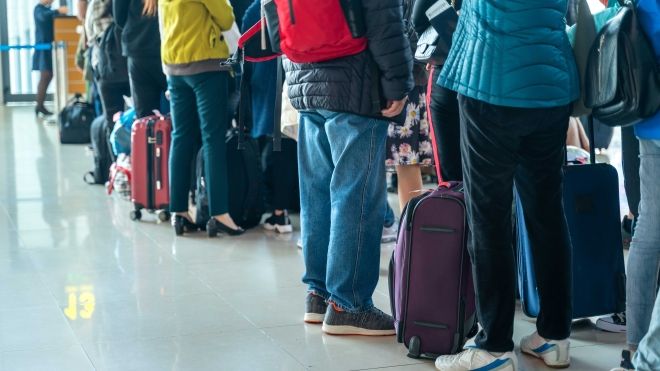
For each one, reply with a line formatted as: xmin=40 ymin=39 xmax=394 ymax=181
xmin=283 ymin=0 xmax=414 ymax=118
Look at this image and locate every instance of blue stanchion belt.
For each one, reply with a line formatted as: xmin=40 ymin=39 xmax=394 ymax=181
xmin=0 ymin=43 xmax=53 ymax=52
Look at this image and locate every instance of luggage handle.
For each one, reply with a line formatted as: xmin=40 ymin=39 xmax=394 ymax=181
xmin=155 ymin=146 xmax=162 ymax=190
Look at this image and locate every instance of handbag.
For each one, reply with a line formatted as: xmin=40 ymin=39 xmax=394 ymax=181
xmin=414 ymin=0 xmax=459 ymax=65
xmin=584 ymin=0 xmax=660 ymax=127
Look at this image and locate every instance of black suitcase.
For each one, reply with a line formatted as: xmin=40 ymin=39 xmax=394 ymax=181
xmin=191 ymin=128 xmax=264 ymax=230
xmin=516 ymin=116 xmax=626 ymax=318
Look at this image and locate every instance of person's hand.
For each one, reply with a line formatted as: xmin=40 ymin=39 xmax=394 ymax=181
xmin=58 ymin=6 xmax=69 ymax=14
xmin=426 ymin=63 xmax=433 ymax=71
xmin=381 ymin=98 xmax=408 ymax=118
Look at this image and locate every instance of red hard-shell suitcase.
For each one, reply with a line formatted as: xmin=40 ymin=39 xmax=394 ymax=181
xmin=130 ymin=115 xmax=171 ymax=222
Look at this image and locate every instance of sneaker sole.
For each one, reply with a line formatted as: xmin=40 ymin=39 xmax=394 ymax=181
xmin=303 ymin=313 xmax=325 ymax=324
xmin=595 ymin=320 xmax=627 ymax=333
xmin=521 ymin=347 xmax=570 ymax=369
xmin=321 ymin=324 xmax=396 ymax=336
xmin=263 ymin=223 xmax=293 ymax=234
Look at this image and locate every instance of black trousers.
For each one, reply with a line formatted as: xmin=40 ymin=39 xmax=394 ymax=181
xmin=621 ymin=126 xmax=641 ymax=217
xmin=459 ymin=95 xmax=573 ymax=352
xmin=259 ymin=137 xmax=299 ymax=211
xmin=429 ymin=66 xmax=463 ymax=181
xmin=128 ymin=56 xmax=168 ymax=119
xmin=97 ymin=79 xmax=131 ymax=123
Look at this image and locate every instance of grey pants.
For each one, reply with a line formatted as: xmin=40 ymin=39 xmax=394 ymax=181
xmin=627 ymin=140 xmax=660 ymax=349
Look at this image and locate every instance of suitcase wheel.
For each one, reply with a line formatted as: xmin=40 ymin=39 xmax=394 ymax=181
xmin=130 ymin=210 xmax=142 ymax=221
xmin=407 ymin=336 xmax=421 ymax=359
xmin=157 ymin=210 xmax=170 ymax=223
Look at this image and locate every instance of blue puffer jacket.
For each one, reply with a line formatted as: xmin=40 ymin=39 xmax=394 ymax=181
xmin=439 ymin=0 xmax=579 ymax=108
xmin=634 ymin=0 xmax=660 ymax=140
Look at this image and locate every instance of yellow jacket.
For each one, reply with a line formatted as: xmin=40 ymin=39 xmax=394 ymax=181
xmin=159 ymin=0 xmax=235 ymax=65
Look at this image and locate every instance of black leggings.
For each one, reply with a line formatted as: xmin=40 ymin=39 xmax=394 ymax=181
xmin=622 ymin=126 xmax=641 ymax=217
xmin=428 ymin=66 xmax=463 ymax=181
xmin=259 ymin=137 xmax=299 ymax=211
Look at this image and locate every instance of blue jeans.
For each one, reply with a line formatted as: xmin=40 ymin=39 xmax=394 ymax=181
xmin=627 ymin=139 xmax=660 ymax=348
xmin=168 ymin=71 xmax=229 ymax=215
xmin=634 ymin=285 xmax=660 ymax=371
xmin=298 ymin=109 xmax=388 ymax=313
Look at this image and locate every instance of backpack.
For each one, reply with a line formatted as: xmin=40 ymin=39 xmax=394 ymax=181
xmin=96 ymin=23 xmax=129 ymax=83
xmin=584 ymin=0 xmax=660 ymax=126
xmin=191 ymin=128 xmax=265 ymax=229
xmin=240 ymin=0 xmax=368 ymax=63
xmin=85 ymin=116 xmax=115 ymax=185
xmin=58 ymin=94 xmax=95 ymax=144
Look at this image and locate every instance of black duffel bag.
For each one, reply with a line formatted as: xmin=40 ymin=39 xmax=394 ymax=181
xmin=58 ymin=94 xmax=95 ymax=144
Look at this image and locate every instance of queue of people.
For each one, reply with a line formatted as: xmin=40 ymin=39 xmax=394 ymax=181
xmin=34 ymin=0 xmax=659 ymax=370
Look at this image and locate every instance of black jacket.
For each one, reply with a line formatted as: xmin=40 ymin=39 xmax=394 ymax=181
xmin=113 ymin=0 xmax=161 ymax=58
xmin=283 ymin=0 xmax=414 ymax=119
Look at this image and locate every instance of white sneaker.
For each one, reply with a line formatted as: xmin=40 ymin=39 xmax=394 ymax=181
xmin=435 ymin=348 xmax=517 ymax=371
xmin=520 ymin=331 xmax=570 ymax=368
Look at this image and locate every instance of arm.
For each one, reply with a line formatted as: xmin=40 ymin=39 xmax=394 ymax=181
xmin=77 ymin=0 xmax=88 ymax=21
xmin=363 ymin=0 xmax=413 ymax=101
xmin=113 ymin=0 xmax=130 ymax=30
xmin=202 ymin=0 xmax=235 ymax=31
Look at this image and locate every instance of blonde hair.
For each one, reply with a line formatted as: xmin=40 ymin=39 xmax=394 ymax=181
xmin=143 ymin=0 xmax=157 ymax=16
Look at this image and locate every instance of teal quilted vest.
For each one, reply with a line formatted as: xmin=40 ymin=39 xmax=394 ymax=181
xmin=439 ymin=0 xmax=580 ymax=108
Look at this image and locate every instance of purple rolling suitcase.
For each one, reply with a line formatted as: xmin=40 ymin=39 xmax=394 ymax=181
xmin=389 ymin=182 xmax=477 ymax=359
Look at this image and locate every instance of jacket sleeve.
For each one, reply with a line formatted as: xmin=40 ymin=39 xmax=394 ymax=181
xmin=363 ymin=0 xmax=414 ymax=101
xmin=202 ymin=0 xmax=235 ymax=31
xmin=35 ymin=6 xmax=58 ymax=23
xmin=113 ymin=0 xmax=129 ymax=30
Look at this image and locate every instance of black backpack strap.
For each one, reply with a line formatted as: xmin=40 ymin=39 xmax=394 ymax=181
xmin=237 ymin=50 xmax=251 ymax=150
xmin=273 ymin=57 xmax=284 ymax=152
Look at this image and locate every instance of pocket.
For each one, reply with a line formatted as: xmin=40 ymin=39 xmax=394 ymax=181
xmin=209 ymin=25 xmax=219 ymax=49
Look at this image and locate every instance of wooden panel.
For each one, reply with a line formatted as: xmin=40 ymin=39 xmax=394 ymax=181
xmin=53 ymin=16 xmax=86 ymax=96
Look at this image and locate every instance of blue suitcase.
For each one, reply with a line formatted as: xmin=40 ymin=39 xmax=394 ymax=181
xmin=516 ymin=116 xmax=626 ymax=319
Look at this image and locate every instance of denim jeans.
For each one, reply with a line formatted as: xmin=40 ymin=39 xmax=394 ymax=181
xmin=458 ymin=95 xmax=572 ymax=352
xmin=298 ymin=109 xmax=388 ymax=313
xmin=168 ymin=71 xmax=229 ymax=216
xmin=627 ymin=139 xmax=660 ymax=348
xmin=634 ymin=286 xmax=660 ymax=371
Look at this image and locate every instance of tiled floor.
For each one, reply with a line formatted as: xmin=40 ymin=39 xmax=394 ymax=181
xmin=0 ymin=105 xmax=626 ymax=370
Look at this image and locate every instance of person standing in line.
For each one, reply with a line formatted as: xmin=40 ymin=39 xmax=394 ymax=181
xmin=33 ymin=0 xmax=68 ymax=117
xmin=287 ymin=0 xmax=413 ymax=335
xmin=242 ymin=0 xmax=298 ymax=234
xmin=114 ymin=0 xmax=167 ymax=118
xmin=159 ymin=0 xmax=244 ymax=237
xmin=434 ymin=0 xmax=578 ymax=370
xmin=611 ymin=0 xmax=660 ymax=369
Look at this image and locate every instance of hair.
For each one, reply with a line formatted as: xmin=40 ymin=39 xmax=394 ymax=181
xmin=142 ymin=0 xmax=157 ymax=16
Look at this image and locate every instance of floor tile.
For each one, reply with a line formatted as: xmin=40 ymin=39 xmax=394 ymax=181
xmin=68 ymin=293 xmax=256 ymax=345
xmin=0 ymin=305 xmax=78 ymax=352
xmin=84 ymin=329 xmax=304 ymax=371
xmin=0 ymin=344 xmax=94 ymax=371
xmin=264 ymin=324 xmax=425 ymax=371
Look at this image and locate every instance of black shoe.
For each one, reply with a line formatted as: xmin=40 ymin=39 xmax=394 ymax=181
xmin=322 ymin=303 xmax=396 ymax=336
xmin=172 ymin=215 xmax=198 ymax=236
xmin=304 ymin=293 xmax=327 ymax=324
xmin=35 ymin=106 xmax=53 ymax=117
xmin=206 ymin=218 xmax=245 ymax=237
xmin=263 ymin=211 xmax=293 ymax=233
xmin=619 ymin=350 xmax=635 ymax=370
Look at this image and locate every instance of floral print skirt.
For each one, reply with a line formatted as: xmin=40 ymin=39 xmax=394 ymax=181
xmin=385 ymin=86 xmax=434 ymax=168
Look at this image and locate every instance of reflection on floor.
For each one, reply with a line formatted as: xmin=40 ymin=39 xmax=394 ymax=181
xmin=0 ymin=105 xmax=626 ymax=370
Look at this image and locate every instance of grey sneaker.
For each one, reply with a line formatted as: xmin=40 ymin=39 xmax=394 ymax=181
xmin=322 ymin=303 xmax=396 ymax=336
xmin=304 ymin=293 xmax=327 ymax=324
